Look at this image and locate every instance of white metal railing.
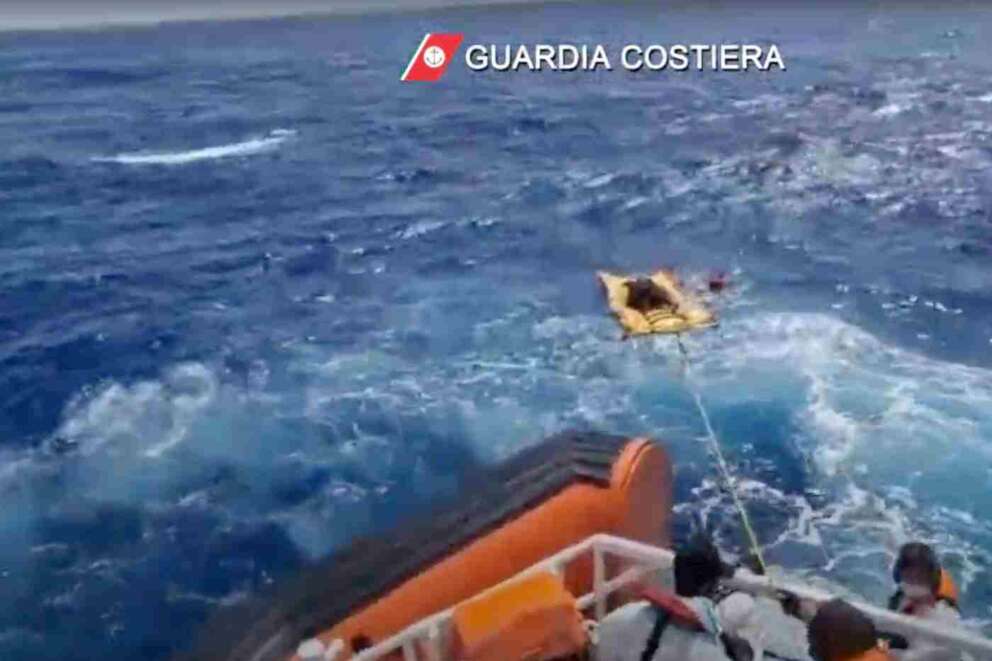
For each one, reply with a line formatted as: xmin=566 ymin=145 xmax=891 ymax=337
xmin=295 ymin=534 xmax=992 ymax=661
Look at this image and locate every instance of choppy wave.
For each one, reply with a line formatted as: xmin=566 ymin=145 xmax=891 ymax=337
xmin=12 ymin=311 xmax=992 ymax=558
xmin=681 ymin=313 xmax=992 ymax=622
xmin=4 ymin=299 xmax=992 ymax=654
xmin=92 ymin=129 xmax=296 ymax=165
xmin=6 ymin=5 xmax=992 ymax=658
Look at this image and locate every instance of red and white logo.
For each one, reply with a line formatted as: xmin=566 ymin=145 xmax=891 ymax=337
xmin=401 ymin=33 xmax=464 ymax=82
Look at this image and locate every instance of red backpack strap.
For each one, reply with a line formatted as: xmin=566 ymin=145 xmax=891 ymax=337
xmin=640 ymin=588 xmax=706 ymax=631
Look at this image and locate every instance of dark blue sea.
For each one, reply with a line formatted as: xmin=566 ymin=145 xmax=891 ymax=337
xmin=3 ymin=3 xmax=992 ymax=659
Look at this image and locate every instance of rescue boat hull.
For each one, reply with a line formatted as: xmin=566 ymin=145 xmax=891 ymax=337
xmin=178 ymin=432 xmax=673 ymax=661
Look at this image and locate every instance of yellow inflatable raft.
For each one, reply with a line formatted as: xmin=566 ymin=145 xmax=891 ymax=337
xmin=598 ymin=270 xmax=716 ymax=337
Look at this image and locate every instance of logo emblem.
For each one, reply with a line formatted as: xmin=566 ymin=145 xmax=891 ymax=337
xmin=401 ymin=33 xmax=464 ymax=82
xmin=423 ymin=46 xmax=447 ymax=68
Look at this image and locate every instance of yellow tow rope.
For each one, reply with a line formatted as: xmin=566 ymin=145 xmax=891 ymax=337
xmin=675 ymin=334 xmax=769 ymax=575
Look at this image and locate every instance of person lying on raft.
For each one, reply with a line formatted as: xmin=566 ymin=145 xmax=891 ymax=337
xmin=595 ymin=537 xmax=768 ymax=661
xmin=624 ymin=277 xmax=677 ymax=314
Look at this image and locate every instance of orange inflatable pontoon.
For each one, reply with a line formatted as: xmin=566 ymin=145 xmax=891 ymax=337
xmin=178 ymin=432 xmax=673 ymax=661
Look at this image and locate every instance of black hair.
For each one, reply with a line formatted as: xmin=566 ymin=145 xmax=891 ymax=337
xmin=893 ymin=542 xmax=941 ymax=593
xmin=674 ymin=536 xmax=725 ymax=598
xmin=808 ymin=599 xmax=878 ymax=661
xmin=625 ymin=278 xmax=672 ymax=313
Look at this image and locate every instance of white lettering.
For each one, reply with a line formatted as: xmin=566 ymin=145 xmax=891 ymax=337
xmin=690 ymin=44 xmax=707 ymax=70
xmin=560 ymin=44 xmax=580 ymax=71
xmin=590 ymin=44 xmax=612 ymax=70
xmin=668 ymin=45 xmax=688 ymax=71
xmin=742 ymin=45 xmax=761 ymax=70
xmin=491 ymin=45 xmax=510 ymax=71
xmin=465 ymin=45 xmax=488 ymax=71
xmin=621 ymin=45 xmax=643 ymax=71
xmin=644 ymin=45 xmax=667 ymax=70
xmin=765 ymin=44 xmax=785 ymax=70
xmin=721 ymin=44 xmax=740 ymax=71
xmin=512 ymin=45 xmax=534 ymax=71
xmin=457 ymin=43 xmax=784 ymax=74
xmin=534 ymin=44 xmax=556 ymax=70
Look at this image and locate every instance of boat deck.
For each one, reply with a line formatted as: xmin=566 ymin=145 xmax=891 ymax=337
xmin=295 ymin=534 xmax=992 ymax=661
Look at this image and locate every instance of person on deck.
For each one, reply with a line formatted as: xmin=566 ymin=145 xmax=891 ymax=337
xmin=889 ymin=543 xmax=960 ymax=623
xmin=594 ymin=537 xmax=759 ymax=661
xmin=886 ymin=543 xmax=963 ymax=660
xmin=807 ymin=599 xmax=891 ymax=661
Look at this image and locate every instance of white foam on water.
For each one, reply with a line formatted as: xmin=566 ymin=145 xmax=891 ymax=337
xmin=303 ymin=306 xmax=992 ymax=610
xmin=873 ymin=103 xmax=906 ymax=117
xmin=395 ymin=220 xmax=447 ymax=240
xmin=801 ymin=138 xmax=883 ymax=188
xmin=0 ymin=355 xmax=391 ymax=563
xmin=680 ymin=313 xmax=992 ymax=619
xmin=92 ymin=129 xmax=296 ymax=165
xmin=731 ymin=94 xmax=788 ymax=112
xmin=701 ymin=313 xmax=992 ymax=486
xmin=55 ymin=362 xmax=218 ymax=459
xmin=5 ymin=302 xmax=992 ymax=629
xmin=583 ymin=172 xmax=617 ymax=189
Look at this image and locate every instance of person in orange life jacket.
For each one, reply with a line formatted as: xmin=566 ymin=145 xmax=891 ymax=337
xmin=884 ymin=543 xmax=963 ymax=660
xmin=594 ymin=537 xmax=760 ymax=661
xmin=807 ymin=599 xmax=891 ymax=661
xmin=888 ymin=543 xmax=959 ymax=621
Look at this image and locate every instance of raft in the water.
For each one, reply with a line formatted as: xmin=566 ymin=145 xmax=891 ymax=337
xmin=177 ymin=432 xmax=673 ymax=661
xmin=598 ymin=269 xmax=717 ymax=336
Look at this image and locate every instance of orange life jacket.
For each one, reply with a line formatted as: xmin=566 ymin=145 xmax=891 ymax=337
xmin=937 ymin=568 xmax=959 ymax=606
xmin=844 ymin=648 xmax=892 ymax=661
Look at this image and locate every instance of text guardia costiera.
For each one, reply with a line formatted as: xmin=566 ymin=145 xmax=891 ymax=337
xmin=465 ymin=44 xmax=786 ymax=72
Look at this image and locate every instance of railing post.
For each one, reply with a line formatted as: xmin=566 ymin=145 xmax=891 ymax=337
xmin=291 ymin=535 xmax=992 ymax=661
xmin=426 ymin=622 xmax=443 ymax=661
xmin=297 ymin=639 xmax=325 ymax=661
xmin=324 ymin=639 xmax=345 ymax=661
xmin=593 ymin=544 xmax=607 ymax=621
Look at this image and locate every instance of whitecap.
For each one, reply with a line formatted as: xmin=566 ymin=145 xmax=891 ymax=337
xmin=873 ymin=103 xmax=907 ymax=118
xmin=395 ymin=220 xmax=447 ymax=240
xmin=53 ymin=362 xmax=218 ymax=459
xmin=93 ymin=129 xmax=296 ymax=165
xmin=583 ymin=172 xmax=617 ymax=189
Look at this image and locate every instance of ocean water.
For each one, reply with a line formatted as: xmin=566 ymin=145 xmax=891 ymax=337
xmin=2 ymin=3 xmax=992 ymax=659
